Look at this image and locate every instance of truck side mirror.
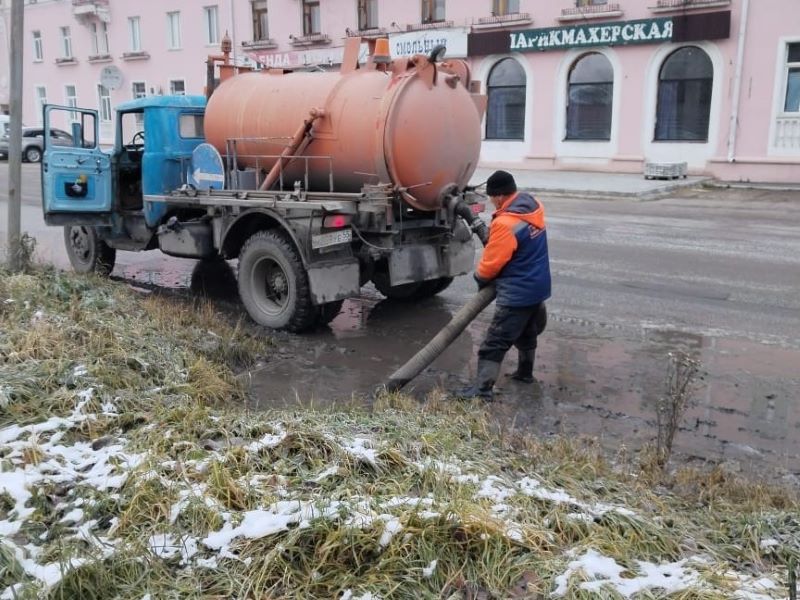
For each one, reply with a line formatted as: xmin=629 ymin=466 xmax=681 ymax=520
xmin=71 ymin=122 xmax=83 ymax=148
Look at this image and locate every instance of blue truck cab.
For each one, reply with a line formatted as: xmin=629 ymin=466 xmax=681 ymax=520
xmin=42 ymin=96 xmax=206 ymax=244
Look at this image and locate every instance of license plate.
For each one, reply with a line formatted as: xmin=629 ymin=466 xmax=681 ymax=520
xmin=312 ymin=229 xmax=352 ymax=249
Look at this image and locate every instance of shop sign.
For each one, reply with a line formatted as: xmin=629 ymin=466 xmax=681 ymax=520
xmin=247 ymin=44 xmax=369 ymax=69
xmin=511 ymin=17 xmax=674 ymax=53
xmin=389 ymin=28 xmax=469 ymax=59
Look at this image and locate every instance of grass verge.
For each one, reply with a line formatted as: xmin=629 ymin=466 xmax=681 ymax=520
xmin=0 ymin=267 xmax=797 ymax=599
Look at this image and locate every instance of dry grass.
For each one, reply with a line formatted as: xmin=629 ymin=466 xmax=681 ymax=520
xmin=1 ymin=268 xmax=798 ymax=599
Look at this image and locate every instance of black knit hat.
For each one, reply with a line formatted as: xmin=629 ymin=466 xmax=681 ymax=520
xmin=486 ymin=170 xmax=517 ymax=196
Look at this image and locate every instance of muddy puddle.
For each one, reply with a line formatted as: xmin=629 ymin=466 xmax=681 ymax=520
xmin=69 ymin=257 xmax=800 ymax=484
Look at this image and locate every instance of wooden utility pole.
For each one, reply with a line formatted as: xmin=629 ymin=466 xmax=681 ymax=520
xmin=6 ymin=0 xmax=23 ymax=271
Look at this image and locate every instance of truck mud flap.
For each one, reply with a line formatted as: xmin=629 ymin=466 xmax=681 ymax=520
xmin=308 ymin=260 xmax=361 ymax=304
xmin=388 ymin=239 xmax=474 ymax=287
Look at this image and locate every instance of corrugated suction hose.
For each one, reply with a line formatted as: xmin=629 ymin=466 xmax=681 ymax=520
xmin=380 ymin=199 xmax=547 ymax=394
xmin=381 ymin=199 xmax=493 ymax=393
xmin=383 ymin=283 xmax=497 ymax=392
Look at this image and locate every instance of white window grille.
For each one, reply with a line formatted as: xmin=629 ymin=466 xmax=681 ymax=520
xmin=97 ymin=84 xmax=112 ymax=122
xmin=129 ymin=17 xmax=141 ymax=52
xmin=35 ymin=85 xmax=47 ymax=122
xmin=167 ymin=11 xmax=181 ymax=50
xmin=65 ymin=84 xmax=78 ymax=122
xmin=169 ymin=79 xmax=186 ymax=96
xmin=91 ymin=22 xmax=109 ymax=55
xmin=204 ymin=6 xmax=219 ymax=45
xmin=252 ymin=0 xmax=269 ymax=41
xmin=32 ymin=30 xmax=43 ymax=61
xmin=60 ymin=26 xmax=72 ymax=59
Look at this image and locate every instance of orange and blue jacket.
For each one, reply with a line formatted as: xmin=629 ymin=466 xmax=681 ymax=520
xmin=475 ymin=192 xmax=551 ymax=307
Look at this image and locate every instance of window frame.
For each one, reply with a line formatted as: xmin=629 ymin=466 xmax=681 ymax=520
xmin=97 ymin=83 xmax=112 ymax=123
xmin=128 ymin=17 xmax=142 ymax=52
xmin=32 ymin=30 xmax=43 ymax=61
xmin=60 ymin=26 xmax=72 ymax=59
xmin=35 ymin=85 xmax=47 ymax=123
xmin=167 ymin=11 xmax=182 ymax=50
xmin=91 ymin=22 xmax=109 ymax=56
xmin=781 ymin=42 xmax=800 ymax=114
xmin=357 ymin=0 xmax=378 ymax=31
xmin=654 ymin=46 xmax=713 ymax=142
xmin=565 ymin=52 xmax=614 ymax=142
xmin=485 ymin=57 xmax=527 ymax=141
xmin=169 ymin=79 xmax=186 ymax=96
xmin=64 ymin=84 xmax=78 ymax=123
xmin=252 ymin=0 xmax=269 ymax=41
xmin=303 ymin=0 xmax=321 ymax=36
xmin=204 ymin=5 xmax=220 ymax=45
xmin=131 ymin=81 xmax=147 ymax=100
xmin=421 ymin=0 xmax=446 ymax=24
xmin=492 ymin=0 xmax=519 ymax=16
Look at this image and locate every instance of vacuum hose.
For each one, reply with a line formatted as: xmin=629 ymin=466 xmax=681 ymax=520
xmin=381 ymin=198 xmax=547 ymax=393
xmin=384 ymin=284 xmax=497 ymax=392
xmin=382 ymin=199 xmax=493 ymax=392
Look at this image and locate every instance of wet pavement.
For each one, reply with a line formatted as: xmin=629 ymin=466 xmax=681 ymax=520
xmin=2 ymin=163 xmax=799 ymax=484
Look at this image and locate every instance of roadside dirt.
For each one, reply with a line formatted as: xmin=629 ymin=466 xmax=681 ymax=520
xmin=108 ymin=257 xmax=800 ymax=489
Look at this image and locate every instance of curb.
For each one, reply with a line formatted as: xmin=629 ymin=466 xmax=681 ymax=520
xmin=515 ymin=177 xmax=714 ymax=201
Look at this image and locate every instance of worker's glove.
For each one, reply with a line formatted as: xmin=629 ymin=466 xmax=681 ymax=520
xmin=474 ymin=273 xmax=490 ymax=289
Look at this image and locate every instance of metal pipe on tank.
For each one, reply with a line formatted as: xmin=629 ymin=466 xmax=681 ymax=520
xmin=259 ymin=108 xmax=325 ymax=191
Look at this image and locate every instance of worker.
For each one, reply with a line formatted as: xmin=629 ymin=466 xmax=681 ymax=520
xmin=455 ymin=170 xmax=551 ymax=401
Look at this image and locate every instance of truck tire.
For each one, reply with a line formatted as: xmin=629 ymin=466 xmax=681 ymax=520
xmin=418 ymin=276 xmax=454 ymax=297
xmin=63 ymin=226 xmax=116 ymax=276
xmin=373 ymin=272 xmax=453 ymax=301
xmin=24 ymin=146 xmax=42 ymax=163
xmin=237 ymin=230 xmax=318 ymax=332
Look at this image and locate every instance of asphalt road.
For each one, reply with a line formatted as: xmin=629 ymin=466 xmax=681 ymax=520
xmin=2 ymin=162 xmax=799 ymax=481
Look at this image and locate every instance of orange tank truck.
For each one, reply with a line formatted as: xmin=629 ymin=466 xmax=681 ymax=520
xmin=204 ymin=39 xmax=485 ymax=212
xmin=44 ymin=36 xmax=491 ymax=333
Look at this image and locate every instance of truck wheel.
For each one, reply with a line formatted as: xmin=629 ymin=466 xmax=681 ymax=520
xmin=372 ymin=272 xmax=423 ymax=300
xmin=238 ymin=230 xmax=317 ymax=332
xmin=24 ymin=146 xmax=42 ymax=163
xmin=418 ymin=276 xmax=454 ymax=297
xmin=63 ymin=226 xmax=116 ymax=276
xmin=373 ymin=273 xmax=453 ymax=301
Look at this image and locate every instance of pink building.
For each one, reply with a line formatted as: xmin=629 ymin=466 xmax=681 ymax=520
xmin=3 ymin=0 xmax=799 ymax=183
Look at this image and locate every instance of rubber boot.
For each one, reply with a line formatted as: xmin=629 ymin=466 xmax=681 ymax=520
xmin=508 ymin=349 xmax=535 ymax=383
xmin=453 ymin=360 xmax=502 ymax=402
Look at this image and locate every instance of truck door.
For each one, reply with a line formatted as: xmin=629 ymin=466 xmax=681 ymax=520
xmin=42 ymin=105 xmax=113 ymax=221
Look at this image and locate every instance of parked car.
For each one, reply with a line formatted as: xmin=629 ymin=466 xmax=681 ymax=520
xmin=0 ymin=126 xmax=73 ymax=162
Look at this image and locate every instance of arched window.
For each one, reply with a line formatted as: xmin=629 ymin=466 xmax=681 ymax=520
xmin=655 ymin=46 xmax=713 ymax=141
xmin=566 ymin=52 xmax=613 ymax=141
xmin=486 ymin=58 xmax=526 ymax=140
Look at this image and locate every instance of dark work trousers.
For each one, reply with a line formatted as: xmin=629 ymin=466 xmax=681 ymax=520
xmin=478 ymin=303 xmax=543 ymax=364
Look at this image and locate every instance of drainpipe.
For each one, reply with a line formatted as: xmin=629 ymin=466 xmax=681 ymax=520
xmin=727 ymin=0 xmax=750 ymax=163
xmin=229 ymin=0 xmax=237 ymax=65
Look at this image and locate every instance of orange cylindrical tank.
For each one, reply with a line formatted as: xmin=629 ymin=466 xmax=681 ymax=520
xmin=203 ymin=61 xmax=482 ymax=211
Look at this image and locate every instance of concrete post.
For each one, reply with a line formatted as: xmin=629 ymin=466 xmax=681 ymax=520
xmin=5 ymin=0 xmax=23 ymax=271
